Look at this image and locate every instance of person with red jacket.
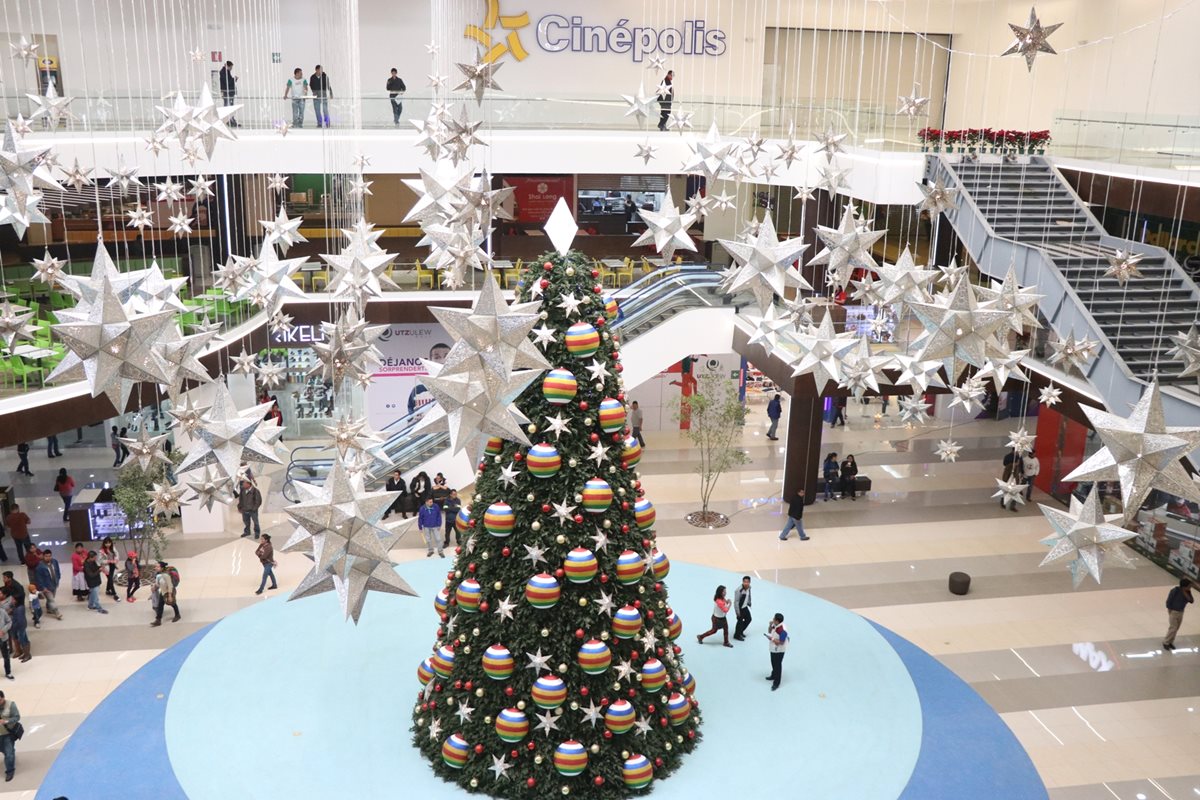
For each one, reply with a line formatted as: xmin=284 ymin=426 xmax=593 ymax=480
xmin=53 ymin=468 xmax=75 ymax=523
xmin=696 ymin=585 xmax=733 ymax=647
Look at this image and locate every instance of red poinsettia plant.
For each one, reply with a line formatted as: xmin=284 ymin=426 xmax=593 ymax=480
xmin=917 ymin=128 xmax=1051 ymax=151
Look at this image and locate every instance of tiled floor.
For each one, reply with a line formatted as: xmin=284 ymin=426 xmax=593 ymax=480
xmin=1 ymin=401 xmax=1196 ymax=799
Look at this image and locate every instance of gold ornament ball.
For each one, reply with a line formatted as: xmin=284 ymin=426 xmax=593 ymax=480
xmin=570 ymin=701 xmax=579 ymax=711
xmin=562 ymin=787 xmax=570 ymax=796
xmin=517 ymin=700 xmax=527 ymax=710
xmin=590 ymin=744 xmax=600 ymax=754
xmin=472 ymin=627 xmax=481 ymax=636
xmin=492 ymin=456 xmax=501 ymax=464
xmin=539 ymin=311 xmax=549 ymax=320
xmin=612 ymin=682 xmax=621 ymax=692
xmin=602 ymin=332 xmax=610 ymax=341
xmin=608 ymin=465 xmax=617 ymax=474
xmin=574 ymin=493 xmax=583 ymax=502
xmin=657 ymin=600 xmax=665 ymax=608
xmin=416 ymin=716 xmax=425 ymax=726
xmin=558 ymin=663 xmax=568 ymax=674
xmin=464 ymin=646 xmax=472 ymax=655
xmin=481 ymin=552 xmax=489 ymax=560
xmin=471 ymin=779 xmax=479 ymax=788
xmin=484 ymin=716 xmax=492 ymax=724
xmin=532 ymin=521 xmax=542 ymax=532
xmin=595 ymin=383 xmax=604 ymax=392
xmin=583 ymin=417 xmax=593 ymax=427
xmin=542 ymin=628 xmax=550 ymax=637
xmin=455 ymin=570 xmax=463 ymax=579
xmin=600 ymin=631 xmax=610 ymax=640
xmin=665 ymin=742 xmax=672 ymax=751
xmin=475 ymin=687 xmax=484 ymax=697
xmin=458 ymin=633 xmax=468 ymax=642
xmin=578 ymin=597 xmax=588 ymax=607
xmin=635 ymin=674 xmax=643 ymax=682
xmin=602 ymin=519 xmax=612 ymax=529
xmin=534 ymin=755 xmax=544 ymax=765
xmin=527 ymin=493 xmax=536 ymax=502
xmin=676 ymin=735 xmax=683 ymax=744
xmin=568 ymin=458 xmax=578 ymax=468
xmin=565 ymin=266 xmax=575 ymax=276
xmin=494 ymin=581 xmax=503 ymax=591
xmin=638 ymin=585 xmax=645 ymax=594
xmin=621 ymin=750 xmax=630 ymax=759
xmin=556 ymin=534 xmax=566 ymax=545
xmin=617 ymin=488 xmax=626 ymax=496
xmin=447 ymin=697 xmax=457 ymax=706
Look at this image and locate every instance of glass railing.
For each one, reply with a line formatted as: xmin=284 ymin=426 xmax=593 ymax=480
xmin=7 ymin=90 xmax=926 ymax=149
xmin=280 ymin=264 xmax=733 ymax=500
xmin=1052 ymin=110 xmax=1200 ymax=168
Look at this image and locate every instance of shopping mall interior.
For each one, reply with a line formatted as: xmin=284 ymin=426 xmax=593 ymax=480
xmin=0 ymin=1 xmax=1198 ymax=798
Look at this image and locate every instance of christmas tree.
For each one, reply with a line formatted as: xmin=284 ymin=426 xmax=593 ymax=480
xmin=410 ymin=250 xmax=702 ymax=798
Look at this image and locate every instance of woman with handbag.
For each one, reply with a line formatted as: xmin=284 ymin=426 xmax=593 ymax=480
xmin=696 ymin=585 xmax=734 ymax=648
xmin=0 ymin=689 xmax=20 ymax=781
xmin=98 ymin=537 xmax=119 ymax=599
xmin=254 ymin=534 xmax=278 ymax=596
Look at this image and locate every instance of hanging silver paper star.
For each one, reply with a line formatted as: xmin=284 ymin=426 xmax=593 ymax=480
xmin=1007 ymin=426 xmax=1037 ymax=455
xmin=916 ymin=178 xmax=958 ymax=215
xmin=993 ymin=476 xmax=1028 ymax=507
xmin=534 ymin=710 xmax=560 ymax=737
xmin=948 ymin=377 xmax=987 ymax=414
xmin=1168 ymin=325 xmax=1200 ymax=383
xmin=633 ymin=187 xmax=697 ymax=264
xmin=1039 ymin=486 xmax=1136 ymax=587
xmin=1001 ymin=7 xmax=1063 ymax=71
xmin=189 ymin=48 xmax=205 ymax=62
xmin=454 ymin=57 xmax=503 ymax=105
xmin=229 ymin=239 xmax=307 ymax=313
xmin=59 ymin=159 xmax=94 ymax=191
xmin=267 ymin=173 xmax=289 ymax=193
xmin=710 ymin=191 xmax=736 ymax=212
xmin=1103 ymin=248 xmax=1145 ymax=285
xmin=497 ymin=462 xmax=521 ymax=487
xmin=745 ymin=304 xmax=799 ymax=351
xmin=27 ymin=81 xmax=77 ymax=126
xmin=621 ymin=80 xmax=658 ymax=122
xmin=168 ymin=394 xmax=211 ymax=436
xmin=119 ymin=428 xmax=173 ymax=471
xmin=188 ymin=175 xmax=216 ymax=200
xmin=667 ymin=109 xmax=694 ymax=133
xmin=167 ymin=213 xmax=194 ymax=237
xmin=230 ymin=349 xmax=258 ymax=375
xmin=896 ymin=87 xmax=930 ymax=117
xmin=613 ymin=659 xmax=636 ymax=683
xmin=186 ymin=466 xmax=234 ymax=511
xmin=175 ymin=381 xmax=283 ymax=482
xmin=976 ymin=351 xmax=1031 ymax=394
xmin=150 ymin=482 xmax=188 ymax=517
xmin=125 ymin=205 xmax=154 ymax=231
xmin=0 ymin=300 xmax=36 ymax=351
xmin=1047 ymin=333 xmax=1099 ymax=372
xmin=815 ymin=160 xmax=853 ymax=196
xmin=1063 ymin=381 xmax=1200 ymax=520
xmin=718 ymin=210 xmax=810 ymax=312
xmin=595 ymin=590 xmax=615 ymax=616
xmin=103 ymin=160 xmax=141 ymax=195
xmin=898 ymin=396 xmax=932 ymax=424
xmin=789 ymin=310 xmax=859 ymax=390
xmin=812 ymin=126 xmax=848 ymax=158
xmin=976 ymin=266 xmax=1044 ymax=335
xmin=308 ymin=306 xmax=387 ymax=390
xmin=580 ymin=699 xmax=604 ymax=728
xmin=544 ymin=412 xmax=572 ymax=440
xmin=681 ymin=122 xmax=741 ymax=183
xmin=838 ymin=336 xmax=889 ymax=397
xmin=143 ymin=133 xmax=169 ymax=156
xmin=909 ymin=278 xmax=1012 ymax=381
xmin=634 ymin=141 xmax=657 ymax=165
xmin=808 ymin=202 xmax=884 ymax=291
xmin=935 ymin=439 xmax=963 ymax=462
xmin=522 ymin=544 xmax=548 ymax=569
xmin=891 ymin=353 xmax=946 ymax=393
xmin=324 ymin=416 xmax=383 ymax=460
xmin=255 ymin=360 xmax=287 ymax=389
xmin=9 ymin=36 xmax=38 ymax=64
xmin=260 ymin=206 xmax=307 ymax=254
xmin=874 ymin=246 xmax=938 ymax=306
xmin=1039 ymin=385 xmax=1063 ymax=407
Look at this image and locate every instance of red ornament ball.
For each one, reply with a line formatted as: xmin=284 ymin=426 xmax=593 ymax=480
xmin=527 ymin=778 xmax=537 ymax=788
xmin=467 ymin=563 xmax=476 ymax=573
xmin=511 ymin=749 xmax=519 ymax=759
xmin=603 ymin=729 xmax=613 ymax=740
xmin=505 ymin=687 xmax=514 ymax=697
xmin=621 ymin=500 xmax=629 ymax=509
xmin=594 ymin=776 xmax=605 ymax=786
xmin=655 ymin=757 xmax=664 ymax=768
xmin=688 ymin=730 xmax=696 ymax=740
xmin=578 ymin=401 xmax=589 ymax=411
xmin=465 ymin=681 xmax=474 ymax=691
xmin=454 ymin=547 xmax=462 ymax=556
xmin=648 ymin=704 xmax=656 ymax=713
xmin=660 ymin=717 xmax=668 ymax=727
xmin=580 ymin=687 xmax=589 ymax=696
xmin=543 ymin=262 xmax=554 ymax=271
xmin=596 ymin=317 xmax=606 ymax=327
xmin=573 ymin=514 xmax=584 ymax=524
xmin=591 ymin=269 xmax=599 ymax=278
xmin=474 ymin=744 xmax=484 ymax=755
xmin=654 ymin=582 xmax=662 ymax=592
xmin=513 ymin=452 xmax=524 ymax=462
xmin=617 ymin=391 xmax=625 ymax=400
xmin=616 ymin=364 xmax=624 ymax=373
xmin=646 ymin=610 xmax=655 ymax=620
xmin=612 ymin=433 xmax=623 ymax=443
xmin=527 ymin=741 xmax=537 ymax=751
xmin=633 ymin=600 xmax=641 ymax=609
xmin=540 ymin=278 xmax=550 ymax=288
xmin=479 ymin=601 xmax=490 ymax=613
xmin=542 ymin=504 xmax=551 ymax=514
xmin=575 ymin=628 xmax=585 ymax=639
xmin=555 ymin=568 xmax=565 ymax=579
xmin=501 ymin=547 xmax=511 ymax=557
xmin=590 ymin=433 xmax=600 ymax=443
xmin=599 ymin=573 xmax=609 ymax=584
xmin=628 ymin=688 xmax=637 ymax=698
xmin=672 ymin=645 xmax=681 ymax=655
xmin=621 ymin=524 xmax=629 ymax=533
xmin=454 ymin=680 xmax=463 ymax=689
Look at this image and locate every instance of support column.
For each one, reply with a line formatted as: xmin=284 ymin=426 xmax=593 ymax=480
xmin=781 ymin=385 xmax=825 ymax=505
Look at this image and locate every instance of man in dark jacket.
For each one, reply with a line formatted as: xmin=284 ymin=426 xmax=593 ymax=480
xmin=218 ymin=61 xmax=238 ymax=126
xmin=766 ymin=393 xmax=783 ymax=440
xmin=657 ymin=70 xmax=673 ymax=131
xmin=1164 ymin=578 xmax=1194 ymax=650
xmin=441 ymin=489 xmax=462 ymax=549
xmin=33 ymin=551 xmax=62 ymax=620
xmin=236 ymin=479 xmax=263 ymax=539
xmin=732 ymin=575 xmax=753 ymax=640
xmin=254 ymin=534 xmax=278 ymax=595
xmin=386 ymin=68 xmax=406 ymax=125
xmin=778 ymin=490 xmax=809 ymax=541
xmin=310 ymin=65 xmax=332 ymax=128
xmin=383 ymin=470 xmax=408 ymax=519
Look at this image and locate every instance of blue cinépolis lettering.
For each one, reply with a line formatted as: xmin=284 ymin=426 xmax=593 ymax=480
xmin=658 ymin=27 xmax=683 ymax=54
xmin=536 ymin=14 xmax=570 ymax=53
xmin=581 ymin=23 xmax=606 ymax=52
xmin=631 ymin=26 xmax=655 ymax=63
xmin=704 ymin=29 xmax=727 ymax=56
xmin=608 ymin=19 xmax=632 ymax=53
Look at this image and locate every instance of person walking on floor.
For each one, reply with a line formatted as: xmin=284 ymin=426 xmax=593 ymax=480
xmin=418 ymin=497 xmax=444 ymax=558
xmin=732 ymin=575 xmax=753 ymax=641
xmin=766 ymin=393 xmax=783 ymax=441
xmin=45 ymin=434 xmax=61 ymax=459
xmin=110 ymin=426 xmax=122 ymax=466
xmin=831 ymin=396 xmax=847 ymax=427
xmin=1163 ymin=578 xmax=1194 ymax=651
xmin=779 ymin=489 xmax=810 ymax=541
xmin=630 ymin=401 xmax=646 ymax=447
xmin=70 ymin=543 xmax=86 ymax=601
xmin=149 ymin=561 xmax=180 ymax=626
xmin=386 ymin=68 xmax=406 ymax=125
xmin=1001 ymin=449 xmax=1023 ymax=512
xmin=840 ymin=455 xmax=859 ymax=500
xmin=0 ymin=578 xmax=28 ymax=663
xmin=254 ymin=534 xmax=278 ymax=595
xmin=26 ymin=586 xmax=40 ymax=628
xmin=3 ymin=506 xmax=30 ymax=564
xmin=383 ymin=470 xmax=408 ymax=519
xmin=98 ymin=537 xmax=118 ymax=599
xmin=442 ymin=489 xmax=462 ymax=549
xmin=765 ymin=612 xmax=789 ymax=691
xmin=21 ymin=546 xmax=39 ymax=586
xmin=123 ymin=551 xmax=140 ymax=603
xmin=0 ymin=605 xmax=12 ymax=679
xmin=0 ymin=690 xmax=22 ymax=781
xmin=1021 ymin=451 xmax=1040 ymax=502
xmin=310 ymin=65 xmax=332 ymax=128
xmin=656 ymin=70 xmax=674 ymax=131
xmin=218 ymin=60 xmax=238 ymax=126
xmin=284 ymin=67 xmax=308 ymax=128
xmin=117 ymin=428 xmax=130 ymax=464
xmin=53 ymin=468 xmax=75 ymax=523
xmin=696 ymin=584 xmax=733 ymax=647
xmin=236 ymin=478 xmax=263 ymax=539
xmin=83 ymin=551 xmax=107 ymax=614
xmin=822 ymin=452 xmax=840 ymax=501
xmin=13 ymin=444 xmax=31 ymax=477
xmin=33 ymin=551 xmax=62 ymax=621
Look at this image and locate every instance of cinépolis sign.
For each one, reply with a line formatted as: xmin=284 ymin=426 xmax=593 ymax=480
xmin=534 ymin=15 xmax=727 ymax=62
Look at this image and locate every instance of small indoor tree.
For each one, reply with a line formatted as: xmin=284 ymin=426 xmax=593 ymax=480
xmin=677 ymin=372 xmax=749 ymax=527
xmin=111 ymin=451 xmax=182 ymax=575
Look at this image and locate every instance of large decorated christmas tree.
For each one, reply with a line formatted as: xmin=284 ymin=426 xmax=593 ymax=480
xmin=410 ymin=249 xmax=701 ymax=797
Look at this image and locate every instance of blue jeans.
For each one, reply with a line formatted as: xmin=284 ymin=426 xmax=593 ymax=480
xmin=313 ymin=96 xmax=329 ymax=126
xmin=390 ymin=98 xmax=403 ymax=123
xmin=0 ymin=732 xmax=13 ymax=776
xmin=10 ymin=607 xmax=27 ymax=647
xmin=61 ymin=493 xmax=72 ymax=521
xmin=87 ymin=585 xmax=106 ymax=612
xmin=242 ymin=510 xmax=260 ymax=537
xmin=257 ymin=563 xmax=277 ymax=592
xmin=291 ymin=98 xmax=305 ymax=126
xmin=823 ymin=479 xmax=835 ymax=500
xmin=779 ymin=517 xmax=808 ymax=540
xmin=767 ymin=417 xmax=779 ymax=438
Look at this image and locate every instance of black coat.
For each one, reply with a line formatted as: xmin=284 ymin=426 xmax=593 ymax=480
xmin=840 ymin=460 xmax=858 ymax=479
xmin=786 ymin=496 xmax=806 ymax=518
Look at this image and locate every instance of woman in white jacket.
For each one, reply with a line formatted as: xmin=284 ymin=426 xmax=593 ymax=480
xmin=1021 ymin=453 xmax=1040 ymax=501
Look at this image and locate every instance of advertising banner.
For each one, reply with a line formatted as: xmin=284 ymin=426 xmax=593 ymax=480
xmin=505 ymin=176 xmax=573 ymax=223
xmin=366 ymin=323 xmax=450 ymax=431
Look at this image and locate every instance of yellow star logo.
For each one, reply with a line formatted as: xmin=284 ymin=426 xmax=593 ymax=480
xmin=465 ymin=0 xmax=531 ymax=64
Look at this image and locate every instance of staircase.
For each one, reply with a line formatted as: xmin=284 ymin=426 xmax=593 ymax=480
xmin=927 ymin=154 xmax=1200 ymax=429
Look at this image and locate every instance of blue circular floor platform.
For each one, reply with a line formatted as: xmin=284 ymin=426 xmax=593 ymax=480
xmin=38 ymin=560 xmax=1047 ymax=800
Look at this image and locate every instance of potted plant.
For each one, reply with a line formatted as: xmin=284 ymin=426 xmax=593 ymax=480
xmin=112 ymin=449 xmax=183 ymax=585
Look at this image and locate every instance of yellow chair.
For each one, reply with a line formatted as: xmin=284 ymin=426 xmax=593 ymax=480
xmin=308 ymin=270 xmax=330 ymax=292
xmin=615 ymin=258 xmax=635 ymax=287
xmin=416 ymin=259 xmax=438 ymax=289
xmin=597 ymin=261 xmax=616 ymax=287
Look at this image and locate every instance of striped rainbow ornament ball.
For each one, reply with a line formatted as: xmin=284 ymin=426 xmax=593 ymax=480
xmin=615 ymin=549 xmax=644 ymax=585
xmin=541 ymin=368 xmax=578 ymax=405
xmin=576 ymin=639 xmax=612 ymax=675
xmin=483 ymin=502 xmax=515 ymax=537
xmin=554 ymin=740 xmax=589 ymax=776
xmin=495 ymin=707 xmax=529 ymax=743
xmin=634 ymin=497 xmax=656 ymax=531
xmin=667 ymin=692 xmax=692 ymax=726
xmin=441 ymin=733 xmax=469 ymax=769
xmin=563 ymin=547 xmax=598 ymax=583
xmin=481 ymin=644 xmax=515 ymax=680
xmin=526 ymin=443 xmax=562 ymax=479
xmin=598 ymin=398 xmax=626 ymax=433
xmin=581 ymin=477 xmax=613 ymax=513
xmin=612 ymin=604 xmax=643 ymax=639
xmin=622 ymin=754 xmax=654 ymax=789
xmin=604 ymin=699 xmax=636 ymax=734
xmin=455 ymin=579 xmax=482 ymax=612
xmin=564 ymin=322 xmax=600 ymax=357
xmin=524 ymin=573 xmax=561 ymax=609
xmin=531 ymin=675 xmax=568 ymax=709
xmin=639 ymin=658 xmax=667 ymax=692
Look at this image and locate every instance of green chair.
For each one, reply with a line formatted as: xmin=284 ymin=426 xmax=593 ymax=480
xmin=8 ymin=356 xmax=45 ymax=389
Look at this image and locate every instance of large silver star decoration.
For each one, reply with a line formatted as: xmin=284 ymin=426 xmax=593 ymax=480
xmin=324 ymin=416 xmax=383 ymax=461
xmin=815 ymin=160 xmax=853 ymax=196
xmin=812 ymin=126 xmax=848 ymax=158
xmin=898 ymin=396 xmax=932 ymax=425
xmin=1039 ymin=487 xmax=1136 ymax=587
xmin=59 ymin=159 xmax=94 ymax=191
xmin=621 ymin=80 xmax=658 ymax=122
xmin=175 ymin=381 xmax=283 ymax=482
xmin=993 ymin=477 xmax=1028 ymax=507
xmin=891 ymin=353 xmax=946 ymax=393
xmin=1047 ymin=333 xmax=1099 ymax=372
xmin=809 ymin=202 xmax=885 ymax=291
xmin=633 ymin=187 xmax=698 ymax=265
xmin=1103 ymin=249 xmax=1145 ymax=285
xmin=167 ymin=213 xmax=194 ymax=237
xmin=0 ymin=300 xmax=36 ymax=351
xmin=682 ymin=123 xmax=742 ymax=183
xmin=260 ymin=206 xmax=308 ymax=254
xmin=454 ymin=57 xmax=503 ymax=105
xmin=103 ymin=161 xmax=141 ymax=196
xmin=230 ymin=349 xmax=258 ymax=376
xmin=1063 ymin=381 xmax=1200 ymax=520
xmin=150 ymin=482 xmax=188 ymax=517
xmin=667 ymin=109 xmax=694 ymax=133
xmin=908 ymin=277 xmax=1012 ymax=381
xmin=935 ymin=439 xmax=963 ymax=462
xmin=1001 ymin=7 xmax=1063 ymax=71
xmin=228 ymin=239 xmax=307 ymax=314
xmin=168 ymin=394 xmax=211 ymax=436
xmin=1007 ymin=426 xmax=1037 ymax=455
xmin=119 ymin=428 xmax=173 ymax=471
xmin=948 ymin=377 xmax=987 ymax=414
xmin=308 ymin=307 xmax=387 ymax=390
xmin=186 ymin=466 xmax=234 ymax=511
xmin=718 ymin=210 xmax=810 ymax=312
xmin=976 ymin=266 xmax=1044 ymax=335
xmin=125 ymin=205 xmax=154 ymax=231
xmin=27 ymin=81 xmax=77 ymax=126
xmin=283 ymin=460 xmax=415 ymax=623
xmin=916 ymin=178 xmax=958 ymax=215
xmin=838 ymin=336 xmax=889 ymax=397
xmin=789 ymin=310 xmax=859 ymax=390
xmin=896 ymin=87 xmax=930 ymax=117
xmin=976 ymin=350 xmax=1031 ymax=394
xmin=746 ymin=304 xmax=799 ymax=352
xmin=1039 ymin=385 xmax=1063 ymax=407
xmin=873 ymin=246 xmax=938 ymax=306
xmin=1168 ymin=325 xmax=1200 ymax=384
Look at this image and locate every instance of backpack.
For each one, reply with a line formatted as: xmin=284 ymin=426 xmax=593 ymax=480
xmin=168 ymin=566 xmax=180 ymax=588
